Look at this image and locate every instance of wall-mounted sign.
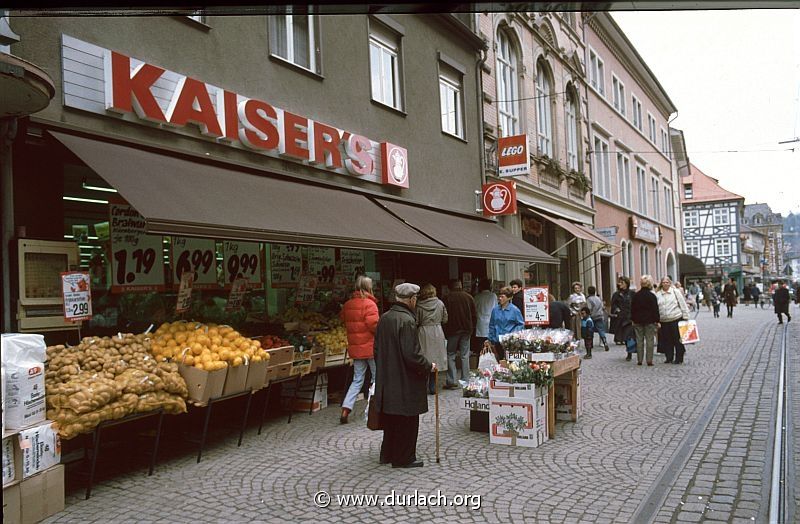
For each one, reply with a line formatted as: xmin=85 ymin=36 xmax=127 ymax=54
xmin=497 ymin=134 xmax=530 ymax=178
xmin=109 ymin=203 xmax=165 ymax=293
xmin=62 ymin=35 xmax=409 ymax=188
xmin=61 ymin=271 xmax=92 ymax=322
xmin=630 ymin=216 xmax=660 ymax=244
xmin=339 ymin=249 xmax=365 ymax=283
xmin=307 ymin=247 xmax=336 ymax=285
xmin=222 ymin=241 xmax=262 ymax=288
xmin=482 ymin=181 xmax=518 ymax=217
xmin=270 ymin=243 xmax=302 ymax=288
xmin=522 ymin=215 xmax=544 ymax=237
xmin=171 ymin=236 xmax=217 ymax=289
xmin=595 ymin=226 xmax=618 ymax=244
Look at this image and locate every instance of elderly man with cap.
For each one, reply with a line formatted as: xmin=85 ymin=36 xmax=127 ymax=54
xmin=373 ymin=282 xmax=436 ymax=468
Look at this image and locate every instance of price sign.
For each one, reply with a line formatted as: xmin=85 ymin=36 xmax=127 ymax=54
xmin=171 ymin=236 xmax=217 ymax=289
xmin=332 ymin=274 xmax=352 ymax=301
xmin=109 ymin=203 xmax=165 ymax=293
xmin=296 ymin=274 xmax=318 ymax=304
xmin=523 ymin=286 xmax=550 ymax=326
xmin=223 ymin=241 xmax=262 ymax=288
xmin=307 ymin=247 xmax=336 ymax=285
xmin=226 ymin=277 xmax=249 ymax=311
xmin=175 ymin=271 xmax=194 ymax=313
xmin=339 ymin=249 xmax=365 ymax=282
xmin=462 ymin=272 xmax=472 ymax=293
xmin=270 ymin=243 xmax=302 ymax=288
xmin=61 ymin=271 xmax=92 ymax=322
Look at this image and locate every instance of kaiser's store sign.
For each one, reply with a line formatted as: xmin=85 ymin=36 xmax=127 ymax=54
xmin=61 ymin=35 xmax=409 ymax=188
xmin=497 ymin=134 xmax=530 ymax=178
xmin=482 ymin=181 xmax=517 ymax=217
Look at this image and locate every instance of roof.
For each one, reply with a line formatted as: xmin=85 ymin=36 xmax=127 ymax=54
xmin=680 ymin=163 xmax=744 ymax=204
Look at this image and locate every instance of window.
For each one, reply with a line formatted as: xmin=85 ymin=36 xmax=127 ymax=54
xmin=655 ymin=247 xmax=663 ymax=280
xmin=683 ymin=183 xmax=693 ymax=199
xmin=663 ymin=185 xmax=674 ymax=225
xmin=270 ymin=15 xmax=320 ymax=73
xmin=636 ymin=164 xmax=647 ymax=214
xmin=565 ymin=90 xmax=579 ymax=171
xmin=660 ymin=127 xmax=670 ymax=157
xmin=439 ymin=64 xmax=464 ymax=138
xmin=647 ymin=113 xmax=657 ymax=144
xmin=588 ymin=49 xmax=605 ymax=96
xmin=536 ymin=62 xmax=553 ymax=157
xmin=620 ymin=240 xmax=633 ymax=277
xmin=592 ymin=136 xmax=611 ymax=199
xmin=684 ymin=210 xmax=699 ymax=228
xmin=369 ymin=22 xmax=403 ymax=110
xmin=616 ymin=152 xmax=631 ymax=207
xmin=685 ymin=240 xmax=700 ymax=258
xmin=651 ymin=176 xmax=660 ymax=221
xmin=713 ymin=208 xmax=729 ymax=226
xmin=631 ymin=95 xmax=642 ymax=131
xmin=715 ymin=238 xmax=731 ymax=257
xmin=640 ymin=245 xmax=650 ymax=276
xmin=496 ymin=31 xmax=520 ymax=136
xmin=187 ymin=12 xmax=206 ymax=24
xmin=611 ymin=75 xmax=625 ymax=116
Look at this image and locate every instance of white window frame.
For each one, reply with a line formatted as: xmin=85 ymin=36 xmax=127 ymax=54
xmin=651 ymin=175 xmax=660 ymax=221
xmin=685 ymin=240 xmax=700 ymax=258
xmin=660 ymin=127 xmax=670 ymax=157
xmin=636 ymin=163 xmax=647 ymax=214
xmin=592 ymin=135 xmax=611 ymax=199
xmin=496 ymin=31 xmax=520 ymax=136
xmin=640 ymin=245 xmax=650 ymax=276
xmin=631 ymin=94 xmax=642 ymax=131
xmin=611 ymin=75 xmax=626 ymax=116
xmin=715 ymin=238 xmax=731 ymax=257
xmin=655 ymin=247 xmax=663 ymax=280
xmin=684 ymin=210 xmax=699 ymax=228
xmin=588 ymin=48 xmax=605 ymax=96
xmin=663 ymin=184 xmax=674 ymax=226
xmin=369 ymin=22 xmax=403 ymax=110
xmin=616 ymin=152 xmax=631 ymax=207
xmin=647 ymin=113 xmax=657 ymax=144
xmin=536 ymin=63 xmax=553 ymax=157
xmin=713 ymin=208 xmax=730 ymax=226
xmin=565 ymin=91 xmax=579 ymax=171
xmin=269 ymin=14 xmax=320 ymax=74
xmin=683 ymin=183 xmax=693 ymax=199
xmin=439 ymin=65 xmax=464 ymax=138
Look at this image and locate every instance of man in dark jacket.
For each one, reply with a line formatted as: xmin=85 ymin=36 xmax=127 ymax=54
xmin=774 ymin=280 xmax=791 ymax=324
xmin=442 ymin=279 xmax=477 ymax=389
xmin=548 ymin=294 xmax=572 ymax=329
xmin=510 ymin=279 xmax=525 ymax=313
xmin=373 ymin=282 xmax=434 ymax=468
xmin=630 ymin=275 xmax=660 ymax=366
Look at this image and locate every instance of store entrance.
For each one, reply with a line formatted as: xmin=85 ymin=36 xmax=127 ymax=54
xmin=600 ymin=255 xmax=612 ymax=305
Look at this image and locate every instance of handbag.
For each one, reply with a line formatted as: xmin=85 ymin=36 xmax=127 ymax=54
xmin=366 ymin=384 xmax=383 ymax=431
xmin=625 ymin=336 xmax=637 ymax=354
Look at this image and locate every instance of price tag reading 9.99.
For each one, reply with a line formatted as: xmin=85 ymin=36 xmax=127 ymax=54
xmin=223 ymin=241 xmax=262 ymax=287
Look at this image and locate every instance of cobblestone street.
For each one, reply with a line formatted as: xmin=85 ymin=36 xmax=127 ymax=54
xmin=45 ymin=304 xmax=799 ymax=523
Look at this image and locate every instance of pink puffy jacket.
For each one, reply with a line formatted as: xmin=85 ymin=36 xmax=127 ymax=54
xmin=339 ymin=292 xmax=380 ymax=359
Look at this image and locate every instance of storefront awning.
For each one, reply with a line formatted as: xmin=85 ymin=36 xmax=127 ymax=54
xmin=523 ymin=208 xmax=613 ymax=246
xmin=678 ymin=253 xmax=706 ymax=275
xmin=51 ymin=132 xmax=556 ymax=264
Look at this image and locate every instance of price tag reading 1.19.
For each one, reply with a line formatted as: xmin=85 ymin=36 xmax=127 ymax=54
xmin=171 ymin=237 xmax=217 ymax=289
xmin=109 ymin=203 xmax=165 ymax=293
xmin=223 ymin=241 xmax=262 ymax=287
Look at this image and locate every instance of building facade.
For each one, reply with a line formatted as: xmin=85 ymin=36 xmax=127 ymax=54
xmin=680 ymin=163 xmax=744 ymax=285
xmin=584 ymin=13 xmax=679 ymax=294
xmin=743 ymin=203 xmax=785 ymax=280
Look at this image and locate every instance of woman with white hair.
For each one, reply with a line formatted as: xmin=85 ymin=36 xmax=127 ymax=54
xmin=630 ymin=275 xmax=659 ymax=366
xmin=656 ymin=276 xmax=690 ymax=364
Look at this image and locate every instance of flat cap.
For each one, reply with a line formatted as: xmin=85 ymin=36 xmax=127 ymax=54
xmin=394 ymin=282 xmax=420 ymax=298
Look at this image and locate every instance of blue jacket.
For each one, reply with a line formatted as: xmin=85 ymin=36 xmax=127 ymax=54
xmin=488 ymin=303 xmax=525 ymax=344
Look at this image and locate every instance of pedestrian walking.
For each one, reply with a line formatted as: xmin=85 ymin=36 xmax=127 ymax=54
xmin=586 ymin=286 xmax=609 ymax=351
xmin=548 ymin=293 xmax=572 ymax=329
xmin=487 ymin=286 xmax=525 ymax=360
xmin=710 ymin=287 xmax=721 ymax=318
xmin=339 ymin=276 xmax=380 ymax=424
xmin=373 ymin=282 xmax=436 ymax=468
xmin=510 ymin=279 xmax=525 ymax=313
xmin=722 ymin=278 xmax=738 ymax=318
xmin=774 ymin=280 xmax=791 ymax=324
xmin=579 ymin=307 xmax=595 ymax=359
xmin=442 ymin=279 xmax=477 ymax=390
xmin=703 ymin=282 xmax=714 ymax=311
xmin=474 ymin=279 xmax=497 ymax=350
xmin=567 ymin=281 xmax=587 ymax=342
xmin=610 ymin=276 xmax=635 ymax=349
xmin=631 ymin=275 xmax=659 ymax=366
xmin=415 ymin=284 xmax=448 ymax=394
xmin=743 ymin=283 xmax=752 ymax=306
xmin=751 ymin=284 xmax=762 ymax=309
xmin=656 ymin=276 xmax=690 ymax=364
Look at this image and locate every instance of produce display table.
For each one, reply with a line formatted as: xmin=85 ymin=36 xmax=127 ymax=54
xmin=84 ymin=408 xmax=165 ymax=500
xmin=192 ymin=388 xmax=253 ymax=463
xmin=547 ymin=355 xmax=580 ymax=438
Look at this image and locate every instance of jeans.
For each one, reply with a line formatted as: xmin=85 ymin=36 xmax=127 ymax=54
xmin=446 ymin=333 xmax=471 ymax=386
xmin=591 ymin=316 xmax=607 ymax=344
xmin=634 ymin=323 xmax=657 ymax=364
xmin=342 ymin=358 xmax=376 ymax=411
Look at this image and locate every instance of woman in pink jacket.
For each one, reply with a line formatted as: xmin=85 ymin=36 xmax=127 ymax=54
xmin=339 ymin=275 xmax=380 ymax=424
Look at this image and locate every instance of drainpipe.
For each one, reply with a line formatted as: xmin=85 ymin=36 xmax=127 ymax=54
xmin=1 ymin=117 xmax=16 ymax=332
xmin=580 ymin=13 xmax=599 ymax=292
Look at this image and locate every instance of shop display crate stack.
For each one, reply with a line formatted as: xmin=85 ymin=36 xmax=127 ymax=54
xmin=487 ymin=378 xmax=548 ymax=448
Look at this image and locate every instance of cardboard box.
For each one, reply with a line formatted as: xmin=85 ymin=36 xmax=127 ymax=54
xmin=222 ymin=364 xmax=248 ymax=396
xmin=268 ymin=364 xmax=292 ymax=381
xmin=489 ymin=391 xmax=548 ymax=448
xmin=290 ymin=361 xmax=311 ymax=376
xmin=265 ymin=346 xmax=294 ymax=365
xmin=555 ymin=369 xmax=582 ymax=421
xmin=19 ymin=464 xmax=64 ymax=524
xmin=245 ymin=360 xmax=268 ymax=392
xmin=310 ymin=352 xmax=325 ymax=372
xmin=2 ymin=436 xmax=18 ymax=486
xmin=488 ymin=380 xmax=544 ymax=400
xmin=3 ymin=483 xmax=21 ymax=524
xmin=17 ymin=422 xmax=60 ymax=479
xmin=293 ymin=349 xmax=312 ymax=361
xmin=178 ymin=364 xmax=227 ymax=405
xmin=460 ymin=397 xmax=490 ymax=412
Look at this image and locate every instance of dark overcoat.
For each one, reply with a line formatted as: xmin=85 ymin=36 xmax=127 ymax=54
xmin=774 ymin=287 xmax=790 ymax=314
xmin=373 ymin=303 xmax=431 ymax=417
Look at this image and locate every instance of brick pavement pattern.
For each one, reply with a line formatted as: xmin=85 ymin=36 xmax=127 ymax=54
xmin=43 ymin=305 xmax=799 ymax=523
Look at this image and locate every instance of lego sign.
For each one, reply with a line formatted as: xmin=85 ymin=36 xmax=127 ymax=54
xmin=482 ymin=181 xmax=517 ymax=216
xmin=497 ymin=134 xmax=530 ymax=177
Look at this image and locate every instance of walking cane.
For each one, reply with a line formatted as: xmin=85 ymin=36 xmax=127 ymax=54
xmin=434 ymin=369 xmax=440 ymax=464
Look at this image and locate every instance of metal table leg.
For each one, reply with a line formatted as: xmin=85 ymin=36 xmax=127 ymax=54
xmin=85 ymin=426 xmax=102 ymax=500
xmin=238 ymin=390 xmax=253 ymax=447
xmin=197 ymin=402 xmax=214 ymax=463
xmin=258 ymin=385 xmax=272 ymax=435
xmin=149 ymin=409 xmax=165 ymax=476
xmin=309 ymin=370 xmax=321 ymax=415
xmin=287 ymin=374 xmax=301 ymax=424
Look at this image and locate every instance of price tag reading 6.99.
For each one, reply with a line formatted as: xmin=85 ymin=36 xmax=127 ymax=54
xmin=223 ymin=241 xmax=262 ymax=288
xmin=171 ymin=237 xmax=217 ymax=289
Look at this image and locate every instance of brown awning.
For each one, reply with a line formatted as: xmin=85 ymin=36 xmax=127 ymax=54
xmin=524 ymin=208 xmax=613 ymax=246
xmin=376 ymin=199 xmax=556 ymax=264
xmin=51 ymin=131 xmax=556 ymax=264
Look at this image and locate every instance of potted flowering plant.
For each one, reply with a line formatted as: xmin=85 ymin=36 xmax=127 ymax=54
xmin=492 ymin=361 xmax=554 ymax=389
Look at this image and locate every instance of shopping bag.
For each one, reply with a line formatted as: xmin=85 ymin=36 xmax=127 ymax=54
xmin=365 ymin=384 xmax=382 ymax=431
xmin=678 ymin=320 xmax=700 ymax=344
xmin=625 ymin=336 xmax=637 ymax=354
